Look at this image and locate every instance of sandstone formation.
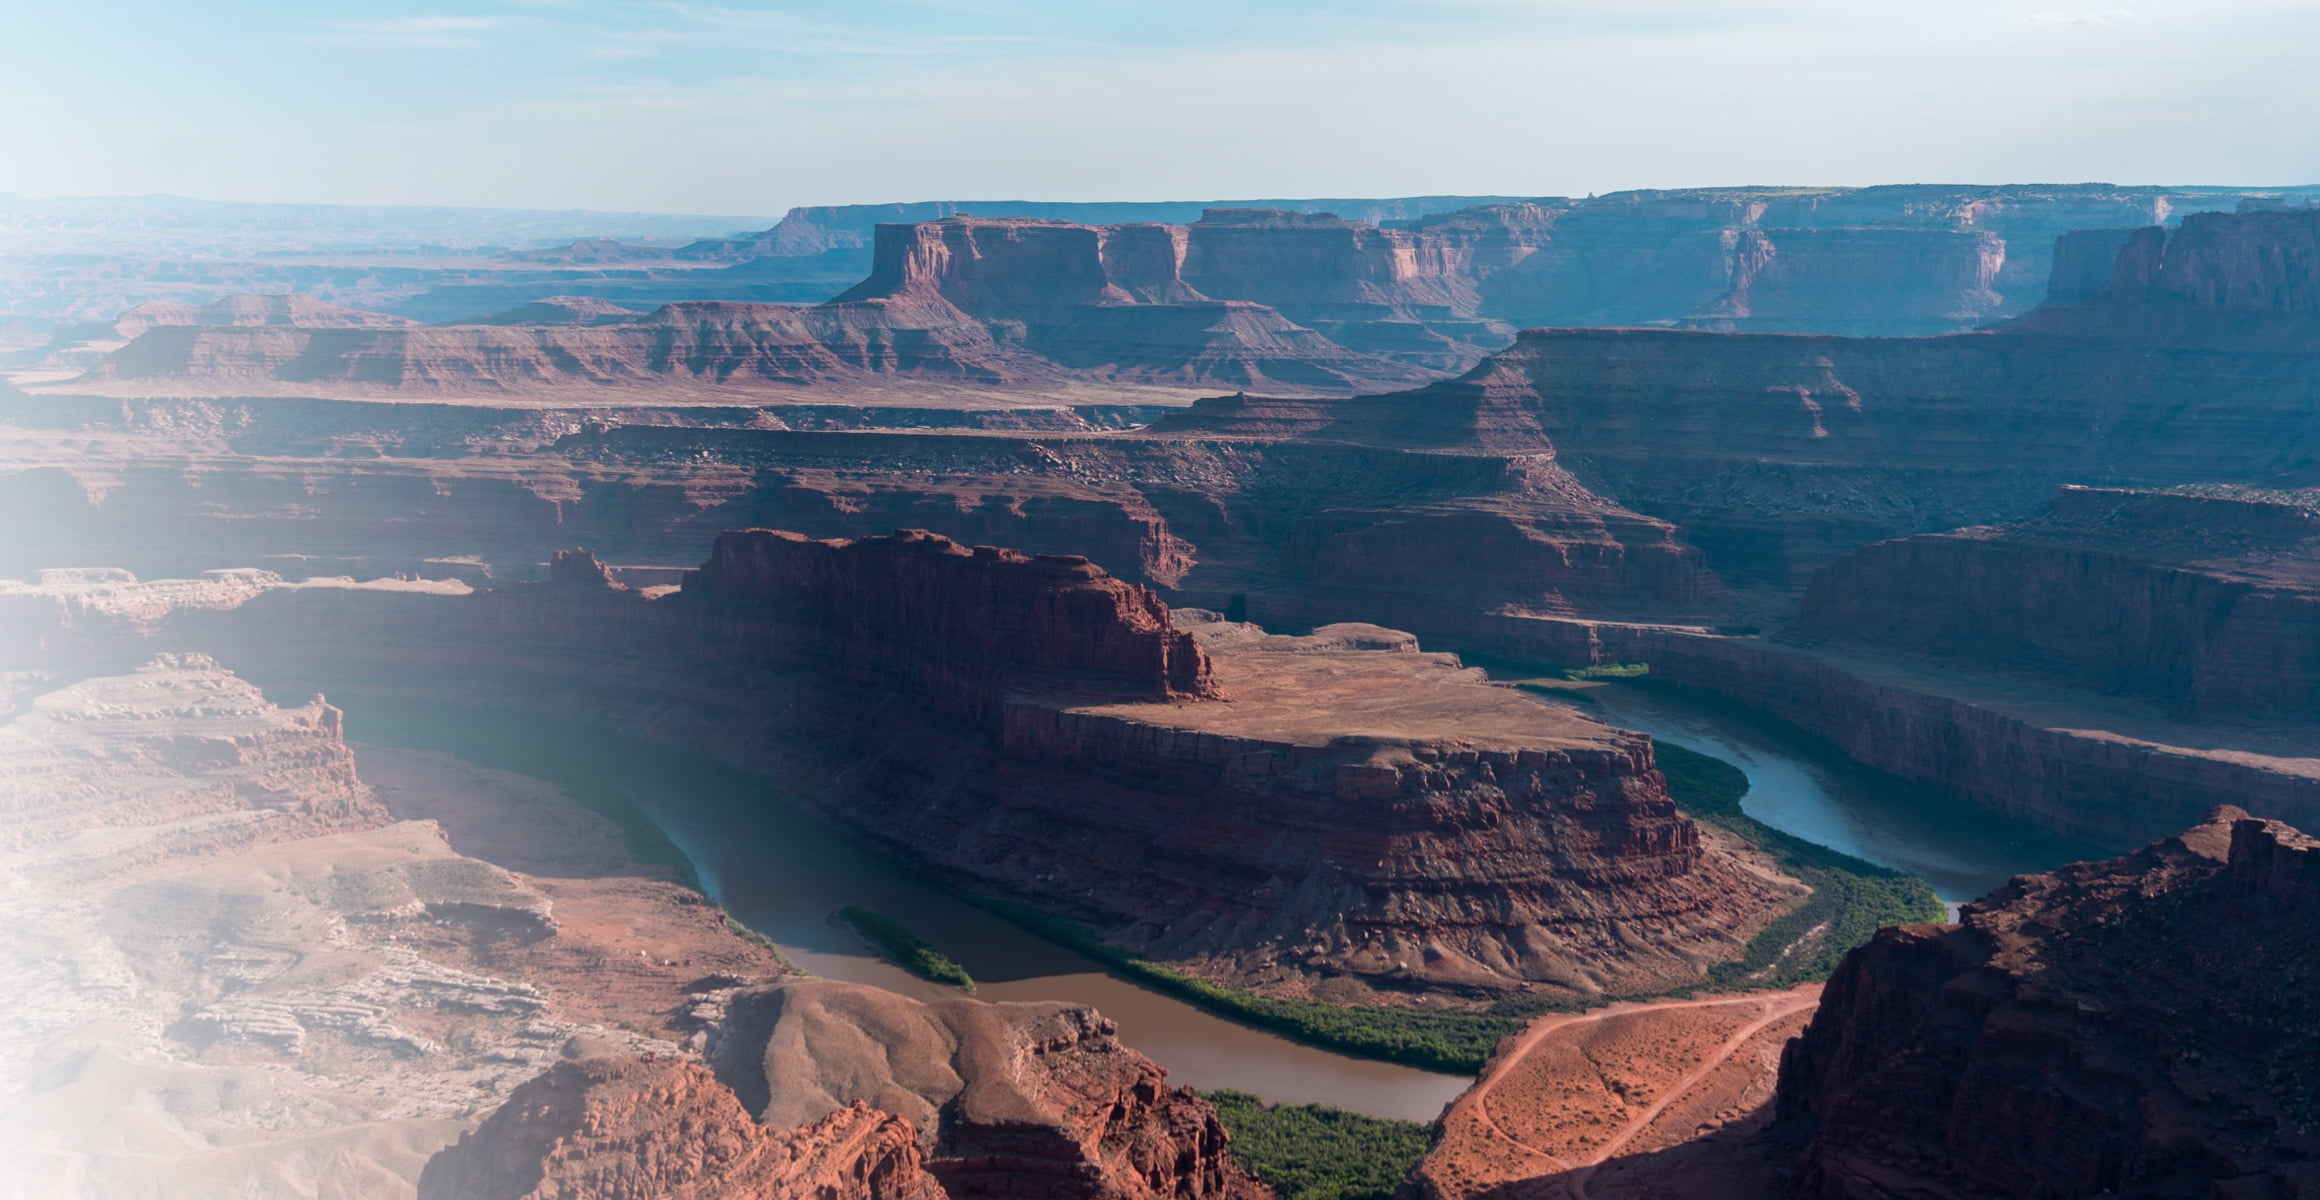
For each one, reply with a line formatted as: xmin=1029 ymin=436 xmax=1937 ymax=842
xmin=1796 ymin=485 xmax=2320 ymax=721
xmin=624 ymin=532 xmax=1790 ymax=998
xmin=706 ymin=979 xmax=1267 ymax=1200
xmin=419 ymin=1057 xmax=945 ymax=1200
xmin=685 ymin=528 xmax=1218 ymax=716
xmin=0 ymin=652 xmax=795 ymax=1197
xmin=14 ymin=207 xmax=2320 ymax=971
xmin=5 ymin=534 xmax=1797 ymax=1002
xmin=1478 ymin=615 xmax=2320 ymax=850
xmin=1407 ymin=987 xmax=1821 ymax=1200
xmin=0 ymin=651 xmax=379 ymax=859
xmin=27 ymin=292 xmax=420 ymax=372
xmin=1774 ymin=807 xmax=2320 ymax=1198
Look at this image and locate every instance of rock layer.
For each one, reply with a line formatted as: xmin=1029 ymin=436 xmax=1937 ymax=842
xmin=685 ymin=528 xmax=1218 ymax=718
xmin=1775 ymin=807 xmax=2320 ymax=1198
xmin=707 ymin=979 xmax=1267 ymax=1200
xmin=419 ymin=1057 xmax=945 ymax=1200
xmin=1797 ymin=485 xmax=2320 ymax=721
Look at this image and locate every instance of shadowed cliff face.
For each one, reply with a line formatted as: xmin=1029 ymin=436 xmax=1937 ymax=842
xmin=706 ymin=980 xmax=1268 ymax=1200
xmin=685 ymin=527 xmax=1218 ymax=718
xmin=420 ymin=1058 xmax=947 ymax=1200
xmin=1276 ymin=207 xmax=2320 ymax=597
xmin=1796 ymin=486 xmax=2320 ymax=721
xmin=420 ymin=982 xmax=1275 ymax=1200
xmin=1774 ymin=807 xmax=2320 ymax=1199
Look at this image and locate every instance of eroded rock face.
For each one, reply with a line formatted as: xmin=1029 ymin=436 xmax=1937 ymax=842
xmin=1796 ymin=486 xmax=2320 ymax=721
xmin=0 ymin=652 xmax=797 ymax=1196
xmin=107 ymin=548 xmax=1789 ymax=1001
xmin=707 ymin=980 xmax=1268 ymax=1200
xmin=0 ymin=652 xmax=380 ymax=862
xmin=1296 ymin=207 xmax=2320 ymax=596
xmin=419 ymin=1057 xmax=946 ymax=1200
xmin=686 ymin=528 xmax=1218 ymax=718
xmin=1774 ymin=807 xmax=2320 ymax=1198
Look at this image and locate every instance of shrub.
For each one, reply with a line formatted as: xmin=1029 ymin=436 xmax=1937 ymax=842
xmin=838 ymin=906 xmax=974 ymax=990
xmin=1202 ymin=1090 xmax=1433 ymax=1200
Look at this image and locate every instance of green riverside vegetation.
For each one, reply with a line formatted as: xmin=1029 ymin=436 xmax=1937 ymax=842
xmin=1201 ymin=1090 xmax=1433 ymax=1200
xmin=1652 ymin=740 xmax=1949 ymax=987
xmin=838 ymin=906 xmax=975 ymax=990
xmin=1560 ymin=661 xmax=1652 ymax=681
xmin=974 ymin=898 xmax=1521 ymax=1072
xmin=978 ymin=731 xmax=1945 ymax=1074
xmin=336 ymin=686 xmax=1941 ymax=1074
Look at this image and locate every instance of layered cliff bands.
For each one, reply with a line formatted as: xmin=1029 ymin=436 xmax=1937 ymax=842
xmin=708 ymin=981 xmax=1265 ymax=1200
xmin=1797 ymin=486 xmax=2320 ymax=720
xmin=575 ymin=531 xmax=1780 ymax=998
xmin=418 ymin=1058 xmax=946 ymax=1200
xmin=62 ymin=533 xmax=1792 ymax=1001
xmin=423 ymin=980 xmax=1270 ymax=1200
xmin=1291 ymin=207 xmax=2320 ymax=596
xmin=1774 ymin=807 xmax=2320 ymax=1198
xmin=51 ymin=188 xmax=2316 ymax=402
xmin=685 ymin=528 xmax=1217 ymax=719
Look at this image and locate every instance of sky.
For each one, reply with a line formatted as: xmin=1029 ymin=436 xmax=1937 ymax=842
xmin=4 ymin=0 xmax=2317 ymax=215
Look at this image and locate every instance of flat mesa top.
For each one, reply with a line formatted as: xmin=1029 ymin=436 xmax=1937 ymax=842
xmin=1052 ymin=620 xmax=1633 ymax=754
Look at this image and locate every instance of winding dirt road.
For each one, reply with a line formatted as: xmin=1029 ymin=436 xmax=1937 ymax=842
xmin=1420 ymin=985 xmax=1821 ymax=1200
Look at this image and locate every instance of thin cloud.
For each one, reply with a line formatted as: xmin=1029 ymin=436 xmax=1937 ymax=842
xmin=322 ymin=16 xmax=508 ymax=50
xmin=2027 ymin=9 xmax=2135 ymax=25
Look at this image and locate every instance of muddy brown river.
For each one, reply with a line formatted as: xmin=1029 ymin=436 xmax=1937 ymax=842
xmin=320 ymin=677 xmax=2099 ymax=1123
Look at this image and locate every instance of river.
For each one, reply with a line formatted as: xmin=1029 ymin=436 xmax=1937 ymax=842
xmin=1534 ymin=679 xmax=2106 ymax=905
xmin=324 ymin=693 xmax=1472 ymax=1123
xmin=314 ymin=678 xmax=2097 ymax=1124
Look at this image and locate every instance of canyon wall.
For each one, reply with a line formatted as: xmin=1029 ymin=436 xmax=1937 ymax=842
xmin=1796 ymin=486 xmax=2320 ymax=720
xmin=1481 ymin=614 xmax=2320 ymax=849
xmin=113 ymin=538 xmax=1792 ymax=1002
xmin=418 ymin=1058 xmax=947 ymax=1200
xmin=706 ymin=980 xmax=1266 ymax=1200
xmin=683 ymin=528 xmax=1218 ymax=719
xmin=1774 ymin=807 xmax=2320 ymax=1198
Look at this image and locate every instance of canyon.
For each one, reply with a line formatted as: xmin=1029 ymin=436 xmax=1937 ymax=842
xmin=1776 ymin=806 xmax=2320 ymax=1198
xmin=10 ymin=208 xmax=2320 ymax=861
xmin=0 ymin=620 xmax=1276 ymax=1200
xmin=1397 ymin=807 xmax=2320 ymax=1200
xmin=1 ymin=533 xmax=1801 ymax=1005
xmin=9 ymin=185 xmax=2320 ymax=1200
xmin=15 ymin=185 xmax=2318 ymax=344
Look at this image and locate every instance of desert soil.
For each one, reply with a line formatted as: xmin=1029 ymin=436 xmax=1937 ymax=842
xmin=1416 ymin=986 xmax=1821 ymax=1200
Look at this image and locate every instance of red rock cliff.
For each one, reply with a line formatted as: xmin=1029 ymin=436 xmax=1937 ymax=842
xmin=707 ymin=980 xmax=1269 ymax=1200
xmin=683 ymin=528 xmax=1217 ymax=721
xmin=1795 ymin=486 xmax=2320 ymax=720
xmin=419 ymin=1056 xmax=947 ymax=1200
xmin=1774 ymin=807 xmax=2320 ymax=1198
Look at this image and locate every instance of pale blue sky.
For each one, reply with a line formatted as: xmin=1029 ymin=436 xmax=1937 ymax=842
xmin=4 ymin=1 xmax=2316 ymax=213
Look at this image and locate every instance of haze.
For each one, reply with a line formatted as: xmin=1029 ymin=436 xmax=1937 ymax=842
xmin=6 ymin=0 xmax=2318 ymax=213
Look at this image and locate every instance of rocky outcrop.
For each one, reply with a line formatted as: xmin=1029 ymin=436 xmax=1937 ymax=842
xmin=1302 ymin=206 xmax=2320 ymax=594
xmin=707 ymin=980 xmax=1267 ymax=1200
xmin=551 ymin=546 xmax=627 ymax=589
xmin=2098 ymin=207 xmax=2320 ymax=311
xmin=684 ymin=528 xmax=1217 ymax=718
xmin=0 ymin=652 xmax=381 ymax=859
xmin=1796 ymin=486 xmax=2320 ymax=720
xmin=122 ymin=553 xmax=1790 ymax=1000
xmin=1774 ymin=807 xmax=2320 ymax=1198
xmin=1479 ymin=613 xmax=2320 ymax=849
xmin=828 ymin=214 xmax=1501 ymax=384
xmin=419 ymin=1057 xmax=946 ymax=1200
xmin=0 ymin=652 xmax=793 ymax=1197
